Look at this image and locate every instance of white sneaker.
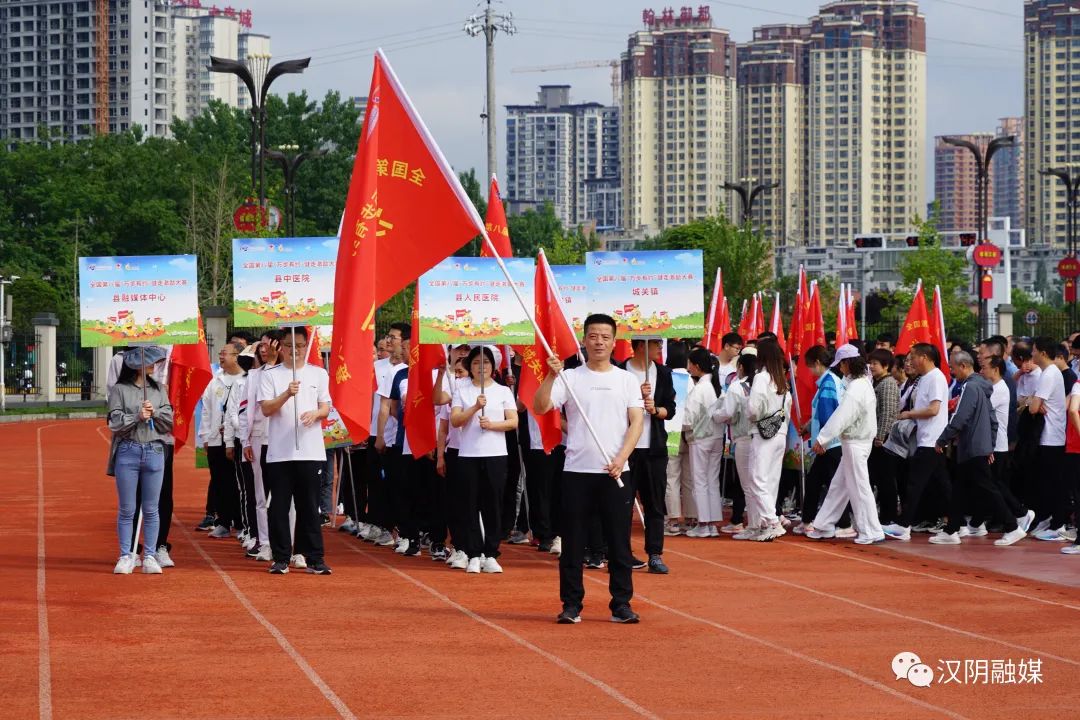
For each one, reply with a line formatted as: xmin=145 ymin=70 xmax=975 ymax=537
xmin=732 ymin=526 xmax=762 ymax=540
xmin=466 ymin=557 xmax=482 ymax=573
xmin=254 ymin=545 xmax=272 ymax=562
xmin=141 ymin=555 xmax=163 ymax=574
xmin=720 ymin=522 xmax=744 ymax=535
xmin=374 ymin=530 xmax=396 ymax=547
xmin=1018 ymin=510 xmax=1035 ymax=534
xmin=339 ymin=519 xmax=357 ymax=534
xmin=1035 ymin=527 xmax=1069 ymax=542
xmin=549 ymin=537 xmax=562 ymax=556
xmin=290 ymin=554 xmax=307 ymax=569
xmin=394 ymin=537 xmax=410 ymax=554
xmin=1031 ymin=518 xmax=1053 ymax=535
xmin=686 ymin=525 xmax=709 ymax=538
xmin=113 ymin=554 xmax=137 ymax=574
xmin=835 ymin=527 xmax=857 ymax=539
xmin=882 ymin=523 xmax=911 ymax=541
xmin=854 ymin=535 xmax=886 ymax=545
xmin=237 ymin=530 xmax=249 ymax=545
xmin=792 ymin=523 xmax=808 ymax=536
xmin=929 ymin=531 xmax=961 ymax=545
xmin=242 ymin=536 xmax=257 ymax=551
xmin=1064 ymin=527 xmax=1078 ymax=542
xmin=994 ymin=527 xmax=1027 ymax=546
xmin=481 ymin=557 xmax=503 ymax=573
xmin=754 ymin=523 xmax=786 ymax=542
xmin=806 ymin=527 xmax=836 ymax=540
xmin=155 ymin=546 xmax=175 ymax=568
xmin=1061 ymin=544 xmax=1080 ymax=555
xmin=450 ymin=550 xmax=469 ymax=569
xmin=208 ymin=525 xmax=231 ymax=539
xmin=959 ymin=523 xmax=987 ymax=538
xmin=708 ymin=525 xmax=720 ymax=537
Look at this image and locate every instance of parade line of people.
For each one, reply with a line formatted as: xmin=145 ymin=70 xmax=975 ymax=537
xmin=105 ymin=318 xmax=1080 ymax=622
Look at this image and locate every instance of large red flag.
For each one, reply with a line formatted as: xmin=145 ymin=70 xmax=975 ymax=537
xmin=481 ymin=175 xmax=512 ymax=258
xmin=930 ymin=285 xmax=951 ymax=382
xmin=802 ymin=283 xmax=826 ymax=350
xmin=167 ymin=315 xmax=213 ymax=452
xmin=769 ymin=292 xmax=787 ymax=354
xmin=404 ymin=292 xmax=446 ymax=458
xmin=517 ymin=250 xmax=579 ymax=452
xmin=754 ymin=293 xmax=766 ymax=339
xmin=331 ymin=51 xmax=486 ymax=440
xmin=705 ymin=267 xmax=731 ymax=353
xmin=894 ymin=282 xmax=932 ymax=356
xmin=793 ymin=283 xmax=825 ymax=433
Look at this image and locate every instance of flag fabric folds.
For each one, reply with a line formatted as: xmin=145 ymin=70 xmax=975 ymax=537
xmin=167 ymin=314 xmax=213 ymax=452
xmin=481 ymin=175 xmax=512 ymax=259
xmin=404 ymin=292 xmax=446 ymax=458
xmin=894 ymin=281 xmax=932 ymax=356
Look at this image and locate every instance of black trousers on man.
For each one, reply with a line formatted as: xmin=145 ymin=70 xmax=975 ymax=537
xmin=392 ymin=452 xmax=434 ymax=541
xmin=524 ymin=446 xmax=564 ymax=544
xmin=264 ymin=459 xmax=324 ymax=564
xmin=868 ymin=445 xmax=899 ymax=525
xmin=559 ymin=471 xmax=635 ymax=613
xmin=628 ymin=448 xmax=667 ymax=557
xmin=207 ymin=444 xmax=239 ymax=530
xmin=945 ymin=456 xmax=1017 ymax=535
xmin=232 ymin=439 xmax=256 ymax=537
xmin=898 ymin=447 xmax=952 ymax=529
xmin=1036 ymin=445 xmax=1070 ymax=528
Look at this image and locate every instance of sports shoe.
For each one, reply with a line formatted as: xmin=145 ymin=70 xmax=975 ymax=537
xmin=1065 ymin=527 xmax=1078 ymax=542
xmin=854 ymin=535 xmax=886 ymax=545
xmin=269 ymin=561 xmax=289 ymax=574
xmin=647 ymin=554 xmax=669 ymax=574
xmin=835 ymin=527 xmax=857 ymax=539
xmin=1035 ymin=527 xmax=1069 ymax=542
xmin=994 ymin=527 xmax=1027 ymax=546
xmin=394 ymin=537 xmax=410 ymax=554
xmin=663 ymin=522 xmax=683 ymax=536
xmin=306 ymin=561 xmax=333 ymax=575
xmin=557 ymin=607 xmax=582 ymax=624
xmin=631 ymin=556 xmax=647 ymax=570
xmin=290 ymin=554 xmax=307 ymax=569
xmin=195 ymin=515 xmax=215 ymax=531
xmin=1031 ymin=518 xmax=1053 ymax=536
xmin=402 ymin=540 xmax=421 ymax=557
xmin=208 ymin=525 xmax=231 ymax=539
xmin=237 ymin=530 xmax=249 ymax=545
xmin=720 ymin=522 xmax=745 ymax=535
xmin=430 ymin=545 xmax=448 ymax=561
xmin=1060 ymin=544 xmax=1080 ymax=555
xmin=732 ymin=526 xmax=762 ymax=540
xmin=242 ymin=536 xmax=257 ymax=551
xmin=155 ymin=546 xmax=175 ymax=568
xmin=374 ymin=530 xmax=396 ymax=547
xmin=754 ymin=523 xmax=785 ymax=542
xmin=113 ymin=554 xmax=137 ymax=574
xmin=685 ymin=525 xmax=710 ymax=538
xmin=792 ymin=523 xmax=809 ymax=536
xmin=537 ymin=541 xmax=553 ymax=553
xmin=339 ymin=519 xmax=357 ymax=534
xmin=253 ymin=545 xmax=272 ymax=562
xmin=508 ymin=530 xmax=529 ymax=545
xmin=320 ymin=513 xmax=331 ymax=527
xmin=610 ymin=605 xmax=640 ymax=624
xmin=806 ymin=527 xmax=836 ymax=540
xmin=708 ymin=525 xmax=720 ymax=537
xmin=585 ymin=553 xmax=606 ymax=570
xmin=450 ymin=550 xmax=469 ymax=569
xmin=929 ymin=520 xmax=947 ymax=534
xmin=481 ymin=556 xmax=503 ymax=573
xmin=959 ymin=523 xmax=987 ymax=538
xmin=419 ymin=533 xmax=432 ymax=550
xmin=141 ymin=555 xmax=163 ymax=574
xmin=911 ymin=521 xmax=935 ymax=533
xmin=549 ymin=537 xmax=562 ymax=555
xmin=929 ymin=531 xmax=961 ymax=545
xmin=882 ymin=523 xmax=911 ymax=541
xmin=1018 ymin=510 xmax=1036 ymax=533
xmin=466 ymin=557 xmax=482 ymax=573
xmin=779 ymin=515 xmax=793 ymax=530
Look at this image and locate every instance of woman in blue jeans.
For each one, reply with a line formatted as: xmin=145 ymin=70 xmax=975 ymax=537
xmin=107 ymin=346 xmax=173 ymax=574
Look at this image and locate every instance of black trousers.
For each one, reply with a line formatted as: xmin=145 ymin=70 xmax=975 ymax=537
xmin=946 ymin=455 xmax=1017 ymax=534
xmin=443 ymin=448 xmax=464 ymax=549
xmin=501 ymin=431 xmax=525 ymax=537
xmin=802 ymin=446 xmax=842 ymax=523
xmin=628 ymin=448 xmax=667 ymax=556
xmin=726 ymin=457 xmax=746 ymax=526
xmin=232 ymin=440 xmax=256 ymax=536
xmin=1036 ymin=445 xmax=1070 ymax=528
xmin=559 ymin=471 xmax=635 ymax=613
xmin=131 ymin=444 xmax=174 ymax=553
xmin=367 ymin=442 xmax=394 ymax=531
xmin=264 ymin=459 xmax=324 ymax=564
xmin=457 ymin=455 xmax=508 ymax=559
xmin=207 ymin=444 xmax=239 ymax=530
xmin=898 ymin=447 xmax=952 ymax=528
xmin=524 ymin=446 xmax=564 ymax=544
xmin=972 ymin=451 xmax=1024 ymax=525
xmin=392 ymin=452 xmax=433 ymax=541
xmin=868 ymin=445 xmax=899 ymax=525
xmin=427 ymin=452 xmax=451 ymax=547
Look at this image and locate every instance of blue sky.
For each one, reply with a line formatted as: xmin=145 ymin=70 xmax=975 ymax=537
xmin=257 ymin=0 xmax=1023 ymax=195
xmin=79 ymin=255 xmax=198 ymax=323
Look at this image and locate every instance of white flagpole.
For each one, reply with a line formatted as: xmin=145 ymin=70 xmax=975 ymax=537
xmin=705 ymin=266 xmax=721 ymax=350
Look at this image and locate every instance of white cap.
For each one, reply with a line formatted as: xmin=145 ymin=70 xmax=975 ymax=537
xmin=830 ymin=343 xmax=860 ymax=368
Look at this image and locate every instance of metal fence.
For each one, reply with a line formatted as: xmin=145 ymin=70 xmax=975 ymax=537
xmin=3 ymin=332 xmax=41 ymax=397
xmin=55 ymin=334 xmax=96 ymax=399
xmin=1014 ymin=311 xmax=1075 ymax=341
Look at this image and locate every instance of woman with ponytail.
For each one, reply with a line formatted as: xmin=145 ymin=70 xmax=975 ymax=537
xmin=683 ymin=347 xmax=724 ymax=537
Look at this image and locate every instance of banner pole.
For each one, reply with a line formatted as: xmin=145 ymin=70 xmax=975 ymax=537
xmin=290 ymin=325 xmax=300 ymax=451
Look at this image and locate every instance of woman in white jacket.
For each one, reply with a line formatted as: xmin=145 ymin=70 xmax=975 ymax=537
xmin=746 ymin=339 xmax=792 ymax=541
xmin=683 ymin=347 xmax=724 ymax=537
xmin=806 ymin=345 xmax=884 ymax=544
xmin=711 ymin=352 xmax=758 ymax=537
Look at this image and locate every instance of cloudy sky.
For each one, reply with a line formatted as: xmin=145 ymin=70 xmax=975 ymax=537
xmin=254 ymin=0 xmax=1023 ymax=193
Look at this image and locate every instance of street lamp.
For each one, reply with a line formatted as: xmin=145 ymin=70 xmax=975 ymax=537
xmin=1039 ymin=166 xmax=1080 ymax=326
xmin=723 ymin=177 xmax=780 ymax=226
xmin=266 ymin=144 xmax=327 ymax=237
xmin=208 ymin=54 xmax=311 ymax=212
xmin=942 ymin=134 xmax=1015 ymax=339
xmin=0 ymin=274 xmax=21 ymax=414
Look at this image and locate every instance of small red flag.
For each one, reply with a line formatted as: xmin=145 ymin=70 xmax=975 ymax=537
xmin=167 ymin=314 xmax=213 ymax=452
xmin=404 ymin=292 xmax=446 ymax=458
xmin=753 ymin=293 xmax=766 ymax=339
xmin=481 ymin=175 xmax=512 ymax=258
xmin=845 ymin=287 xmax=858 ymax=342
xmin=736 ymin=298 xmax=751 ymax=340
xmin=305 ymin=326 xmax=323 ymax=368
xmin=769 ymin=291 xmax=787 ymax=354
xmin=895 ymin=282 xmax=933 ymax=356
xmin=704 ymin=267 xmax=731 ymax=353
xmin=930 ymin=285 xmax=951 ymax=382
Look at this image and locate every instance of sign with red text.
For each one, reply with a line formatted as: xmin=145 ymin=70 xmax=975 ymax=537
xmin=417 ymin=257 xmax=535 ymax=345
xmin=232 ymin=237 xmax=337 ymax=326
xmin=586 ymin=250 xmax=704 ymax=338
xmin=972 ymin=243 xmax=1002 ymax=268
xmin=549 ymin=264 xmax=588 ymax=337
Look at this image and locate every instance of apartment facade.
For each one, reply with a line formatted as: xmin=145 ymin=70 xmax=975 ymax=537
xmin=992 ymin=116 xmax=1025 ymax=230
xmin=621 ymin=7 xmax=738 ymax=234
xmin=934 ymin=133 xmax=992 ymax=231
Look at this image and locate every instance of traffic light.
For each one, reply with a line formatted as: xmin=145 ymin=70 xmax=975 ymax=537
xmin=905 ymin=235 xmax=920 ymax=247
xmin=958 ymin=232 xmax=977 ymax=247
xmin=853 ymin=236 xmax=883 ymax=249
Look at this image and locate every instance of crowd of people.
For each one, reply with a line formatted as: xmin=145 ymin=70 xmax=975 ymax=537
xmin=105 ymin=314 xmax=1080 ymax=620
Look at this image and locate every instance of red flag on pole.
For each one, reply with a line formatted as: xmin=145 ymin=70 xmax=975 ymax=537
xmin=894 ymin=281 xmax=932 ymax=356
xmin=404 ymin=292 xmax=446 ymax=458
xmin=836 ymin=283 xmax=849 ymax=346
xmin=517 ymin=250 xmax=580 ymax=452
xmin=736 ymin=298 xmax=751 ymax=340
xmin=305 ymin=326 xmax=323 ymax=368
xmin=704 ymin=267 xmax=726 ymax=353
xmin=753 ymin=293 xmax=766 ymax=339
xmin=481 ymin=175 xmax=512 ymax=258
xmin=769 ymin=291 xmax=787 ymax=353
xmin=793 ymin=283 xmax=824 ymax=432
xmin=331 ymin=50 xmax=486 ymax=441
xmin=167 ymin=314 xmax=213 ymax=452
xmin=802 ymin=283 xmax=826 ymax=350
xmin=845 ymin=286 xmax=858 ymax=342
xmin=930 ymin=285 xmax=951 ymax=382
xmin=790 ymin=266 xmax=807 ymax=359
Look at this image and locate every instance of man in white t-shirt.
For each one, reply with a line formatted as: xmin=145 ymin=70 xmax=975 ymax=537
xmin=535 ymin=314 xmax=645 ymax=625
xmin=258 ymin=327 xmax=332 ymax=575
xmin=1029 ymin=336 xmax=1069 ymax=539
xmin=365 ymin=323 xmax=410 ymax=546
xmin=883 ymin=342 xmax=951 ymax=541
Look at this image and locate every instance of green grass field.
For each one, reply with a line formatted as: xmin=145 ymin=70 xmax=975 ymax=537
xmin=607 ymin=311 xmax=705 ymax=339
xmin=418 ymin=318 xmax=535 ymax=346
xmin=233 ymin=302 xmax=333 ymax=328
xmin=79 ymin=318 xmax=200 ymax=348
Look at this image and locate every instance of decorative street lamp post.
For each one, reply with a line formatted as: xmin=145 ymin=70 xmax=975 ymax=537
xmin=266 ymin=145 xmax=327 ymax=237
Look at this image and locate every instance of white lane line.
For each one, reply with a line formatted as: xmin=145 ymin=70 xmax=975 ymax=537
xmin=666 ymin=548 xmax=1080 ymax=667
xmin=340 ymin=542 xmax=663 ymax=720
xmin=175 ymin=521 xmax=359 ymax=720
xmin=37 ymin=424 xmax=60 ymax=720
xmin=784 ymin=540 xmax=1080 ymax=611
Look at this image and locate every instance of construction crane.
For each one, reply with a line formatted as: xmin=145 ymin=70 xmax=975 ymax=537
xmin=95 ymin=0 xmax=108 ymax=135
xmin=511 ymin=59 xmax=621 ymax=107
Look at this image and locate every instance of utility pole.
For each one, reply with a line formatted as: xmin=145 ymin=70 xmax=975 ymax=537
xmin=465 ymin=1 xmax=516 ymax=182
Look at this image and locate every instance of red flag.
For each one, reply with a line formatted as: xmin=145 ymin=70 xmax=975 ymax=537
xmin=769 ymin=292 xmax=787 ymax=354
xmin=331 ymin=51 xmax=486 ymax=441
xmin=481 ymin=175 xmax=512 ymax=258
xmin=802 ymin=284 xmax=826 ymax=350
xmin=930 ymin=285 xmax=951 ymax=383
xmin=517 ymin=250 xmax=579 ymax=452
xmin=793 ymin=283 xmax=824 ymax=433
xmin=754 ymin=293 xmax=766 ymax=339
xmin=167 ymin=314 xmax=213 ymax=452
xmin=735 ymin=298 xmax=751 ymax=340
xmin=305 ymin=326 xmax=323 ymax=368
xmin=895 ymin=282 xmax=932 ymax=356
xmin=846 ymin=287 xmax=858 ymax=342
xmin=404 ymin=293 xmax=446 ymax=458
xmin=790 ymin=267 xmax=807 ymax=359
xmin=613 ymin=339 xmax=633 ymax=363
xmin=705 ymin=267 xmax=724 ymax=353
xmin=836 ymin=284 xmax=849 ymax=346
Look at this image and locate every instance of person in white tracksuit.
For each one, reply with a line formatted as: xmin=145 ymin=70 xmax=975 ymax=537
xmin=238 ymin=331 xmax=283 ymax=562
xmin=711 ymin=352 xmax=758 ymax=537
xmin=806 ymin=345 xmax=885 ymax=544
xmin=683 ymin=347 xmax=724 ymax=537
xmin=746 ymin=339 xmax=792 ymax=541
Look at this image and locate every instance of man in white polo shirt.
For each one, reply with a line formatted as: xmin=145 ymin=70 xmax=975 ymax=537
xmin=258 ymin=327 xmax=332 ymax=575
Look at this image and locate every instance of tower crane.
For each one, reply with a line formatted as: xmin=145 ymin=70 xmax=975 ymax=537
xmin=511 ymin=59 xmax=621 ymax=106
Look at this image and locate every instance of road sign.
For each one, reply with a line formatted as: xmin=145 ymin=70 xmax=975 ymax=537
xmin=1024 ymin=309 xmax=1039 ymax=326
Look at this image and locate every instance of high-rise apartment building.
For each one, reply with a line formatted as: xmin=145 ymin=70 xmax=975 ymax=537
xmin=992 ymin=116 xmax=1024 ymax=230
xmin=621 ymin=6 xmax=738 ymax=234
xmin=934 ymin=133 xmax=992 ymax=231
xmin=505 ymin=85 xmax=620 ymax=227
xmin=1024 ymin=0 xmax=1079 ymax=248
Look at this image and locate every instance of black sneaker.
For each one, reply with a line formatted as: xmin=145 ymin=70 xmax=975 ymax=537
xmin=610 ymin=605 xmax=640 ymax=624
xmin=430 ymin=545 xmax=448 ymax=561
xmin=245 ymin=543 xmax=262 ymax=558
xmin=537 ymin=541 xmax=553 ymax=553
xmin=584 ymin=553 xmax=606 ymax=570
xmin=320 ymin=513 xmax=331 ymax=527
xmin=195 ymin=515 xmax=215 ymax=531
xmin=630 ymin=555 xmax=647 ymax=570
xmin=402 ymin=540 xmax=421 ymax=557
xmin=306 ymin=561 xmax=333 ymax=575
xmin=556 ymin=607 xmax=582 ymax=624
xmin=647 ymin=554 xmax=669 ymax=574
xmin=268 ymin=561 xmax=289 ymax=574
